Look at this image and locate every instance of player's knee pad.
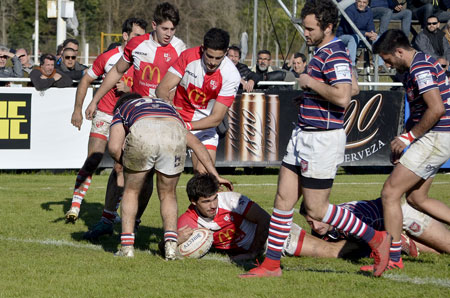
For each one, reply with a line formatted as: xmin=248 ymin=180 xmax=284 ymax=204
xmin=401 ymin=201 xmax=431 ymax=237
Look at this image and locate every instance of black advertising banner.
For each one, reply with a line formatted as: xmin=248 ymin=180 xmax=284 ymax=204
xmin=214 ymin=90 xmax=404 ymax=167
xmin=0 ymin=93 xmax=32 ymax=149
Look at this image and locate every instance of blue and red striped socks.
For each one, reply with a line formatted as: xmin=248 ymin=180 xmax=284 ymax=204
xmin=390 ymin=240 xmax=402 ymax=262
xmin=322 ymin=204 xmax=375 ymax=243
xmin=263 ymin=208 xmax=294 ymax=269
xmin=121 ymin=233 xmax=135 ymax=247
xmin=164 ymin=231 xmax=178 ymax=243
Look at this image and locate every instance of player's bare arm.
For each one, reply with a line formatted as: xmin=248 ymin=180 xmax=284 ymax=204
xmin=85 ymin=58 xmax=131 ymax=120
xmin=351 ymin=71 xmax=360 ymax=97
xmin=108 ymin=124 xmax=126 ymax=164
xmin=391 ymin=88 xmax=446 ymax=155
xmin=189 ymin=101 xmax=228 ymax=130
xmin=298 ymin=73 xmax=351 ymax=108
xmin=232 ymin=203 xmax=270 ymax=261
xmin=186 ymin=132 xmax=233 ymax=190
xmin=156 ymin=71 xmax=181 ymax=104
xmin=71 ymin=74 xmax=96 ymax=130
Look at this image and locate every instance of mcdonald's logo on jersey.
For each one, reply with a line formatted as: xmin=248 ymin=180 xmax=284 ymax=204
xmin=140 ymin=63 xmax=161 ymax=84
xmin=218 ymin=228 xmax=235 ymax=243
xmin=188 ymin=88 xmax=208 ymax=107
xmin=122 ymin=76 xmax=133 ymax=88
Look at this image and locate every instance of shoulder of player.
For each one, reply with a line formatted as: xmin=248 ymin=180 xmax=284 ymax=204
xmin=219 ymin=57 xmax=241 ymax=79
xmin=180 ymin=46 xmax=202 ymax=59
xmin=125 ymin=33 xmax=151 ymax=50
xmin=170 ymin=36 xmax=187 ymax=50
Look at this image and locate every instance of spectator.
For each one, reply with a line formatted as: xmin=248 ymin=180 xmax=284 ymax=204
xmin=29 ymin=53 xmax=72 ymax=90
xmin=414 ymin=15 xmax=450 ymax=62
xmin=15 ymin=48 xmax=34 ymax=75
xmin=336 ymin=0 xmax=377 ymax=66
xmin=227 ymin=45 xmax=260 ymax=92
xmin=57 ymin=38 xmax=79 ymax=66
xmin=291 ymin=52 xmax=307 ymax=77
xmin=251 ymin=50 xmax=279 ymax=75
xmin=371 ymin=0 xmax=412 ymax=37
xmin=445 ymin=19 xmax=450 ymax=45
xmin=56 ymin=48 xmax=88 ymax=81
xmin=56 ymin=44 xmax=64 ymax=61
xmin=0 ymin=45 xmax=23 ymax=86
xmin=405 ymin=0 xmax=450 ymax=28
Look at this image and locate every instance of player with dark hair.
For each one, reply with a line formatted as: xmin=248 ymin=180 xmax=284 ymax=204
xmin=156 ymin=28 xmax=240 ymax=173
xmin=66 ymin=17 xmax=147 ymax=228
xmin=177 ymin=173 xmax=354 ymax=261
xmin=240 ymin=0 xmax=390 ymax=278
xmin=109 ymin=95 xmax=232 ymax=259
xmin=85 ymin=1 xmax=186 ymax=118
xmin=370 ymin=29 xmax=450 ymax=274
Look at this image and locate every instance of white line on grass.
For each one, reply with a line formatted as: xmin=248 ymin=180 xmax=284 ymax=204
xmin=384 ymin=273 xmax=450 ymax=288
xmin=0 ymin=236 xmax=102 ymax=250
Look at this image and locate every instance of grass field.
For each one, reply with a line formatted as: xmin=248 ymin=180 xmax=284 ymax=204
xmin=1 ymin=171 xmax=449 ymax=297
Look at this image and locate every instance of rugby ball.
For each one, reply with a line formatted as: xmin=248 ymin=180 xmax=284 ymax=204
xmin=177 ymin=228 xmax=213 ymax=259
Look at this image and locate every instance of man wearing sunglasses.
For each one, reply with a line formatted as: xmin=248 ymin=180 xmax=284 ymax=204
xmin=0 ymin=45 xmax=23 ymax=85
xmin=414 ymin=15 xmax=450 ymax=63
xmin=15 ymin=48 xmax=34 ymax=75
xmin=56 ymin=48 xmax=87 ymax=81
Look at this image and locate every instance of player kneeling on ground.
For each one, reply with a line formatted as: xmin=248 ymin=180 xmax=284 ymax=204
xmin=108 ymin=93 xmax=232 ymax=259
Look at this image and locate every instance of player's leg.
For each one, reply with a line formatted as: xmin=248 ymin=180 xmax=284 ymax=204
xmin=156 ymin=171 xmax=181 ymax=260
xmin=380 ymin=164 xmax=422 ymax=269
xmin=135 ymin=169 xmax=155 ymax=230
xmin=403 ymin=200 xmax=450 ymax=254
xmin=66 ymin=136 xmax=107 ymax=223
xmin=240 ymin=164 xmax=301 ymax=278
xmin=191 ymin=148 xmax=216 ymax=173
xmin=115 ymin=169 xmax=147 ymax=257
xmin=406 ymin=177 xmax=450 ymax=225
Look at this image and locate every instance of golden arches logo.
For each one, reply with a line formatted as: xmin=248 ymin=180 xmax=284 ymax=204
xmin=141 ymin=65 xmax=161 ymax=83
xmin=218 ymin=228 xmax=235 ymax=242
xmin=122 ymin=76 xmax=133 ymax=87
xmin=188 ymin=88 xmax=207 ymax=105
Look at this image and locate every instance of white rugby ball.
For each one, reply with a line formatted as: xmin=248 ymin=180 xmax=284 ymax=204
xmin=177 ymin=228 xmax=213 ymax=259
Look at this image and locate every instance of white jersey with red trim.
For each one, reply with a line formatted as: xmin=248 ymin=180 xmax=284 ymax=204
xmin=87 ymin=46 xmax=134 ymax=115
xmin=177 ymin=192 xmax=256 ymax=251
xmin=169 ymin=46 xmax=240 ymax=122
xmin=123 ymin=33 xmax=186 ymax=97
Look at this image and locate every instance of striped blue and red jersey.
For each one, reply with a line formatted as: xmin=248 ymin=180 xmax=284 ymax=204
xmin=404 ymin=52 xmax=450 ymax=132
xmin=111 ymin=98 xmax=185 ymax=134
xmin=300 ymin=38 xmax=352 ymax=130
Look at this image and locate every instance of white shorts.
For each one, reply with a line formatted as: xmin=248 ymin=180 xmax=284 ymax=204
xmin=401 ymin=200 xmax=431 ymax=237
xmin=283 ymin=126 xmax=346 ymax=179
xmin=122 ymin=119 xmax=187 ymax=175
xmin=400 ymin=131 xmax=450 ymax=179
xmin=90 ymin=110 xmax=113 ymax=141
xmin=191 ymin=127 xmax=219 ymax=151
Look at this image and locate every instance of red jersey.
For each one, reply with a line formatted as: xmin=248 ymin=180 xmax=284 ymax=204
xmin=177 ymin=192 xmax=256 ymax=251
xmin=123 ymin=32 xmax=186 ymax=97
xmin=87 ymin=46 xmax=134 ymax=115
xmin=169 ymin=46 xmax=240 ymax=122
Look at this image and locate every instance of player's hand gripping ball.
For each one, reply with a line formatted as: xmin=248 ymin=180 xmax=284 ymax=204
xmin=177 ymin=228 xmax=213 ymax=259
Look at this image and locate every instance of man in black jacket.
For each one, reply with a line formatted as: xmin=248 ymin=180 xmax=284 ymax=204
xmin=29 ymin=54 xmax=72 ymax=90
xmin=56 ymin=48 xmax=88 ymax=81
xmin=227 ymin=45 xmax=260 ymax=92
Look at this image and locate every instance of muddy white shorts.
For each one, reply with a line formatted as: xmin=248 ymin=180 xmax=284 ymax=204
xmin=400 ymin=131 xmax=450 ymax=180
xmin=283 ymin=126 xmax=346 ymax=179
xmin=123 ymin=118 xmax=187 ymax=175
xmin=401 ymin=200 xmax=431 ymax=237
xmin=90 ymin=110 xmax=113 ymax=140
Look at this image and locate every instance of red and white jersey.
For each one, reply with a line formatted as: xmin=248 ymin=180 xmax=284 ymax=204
xmin=87 ymin=46 xmax=134 ymax=115
xmin=177 ymin=192 xmax=256 ymax=251
xmin=123 ymin=32 xmax=186 ymax=97
xmin=169 ymin=46 xmax=240 ymax=122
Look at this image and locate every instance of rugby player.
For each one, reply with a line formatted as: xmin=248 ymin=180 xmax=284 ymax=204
xmin=240 ymin=0 xmax=390 ymax=278
xmin=77 ymin=2 xmax=187 ymax=238
xmin=109 ymin=94 xmax=232 ymax=259
xmin=66 ymin=17 xmax=147 ymax=223
xmin=156 ymin=28 xmax=240 ymax=172
xmin=301 ymin=198 xmax=450 ymax=258
xmin=371 ymin=29 xmax=450 ymax=274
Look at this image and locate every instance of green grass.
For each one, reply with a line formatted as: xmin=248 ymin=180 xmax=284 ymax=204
xmin=0 ymin=172 xmax=449 ymax=297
